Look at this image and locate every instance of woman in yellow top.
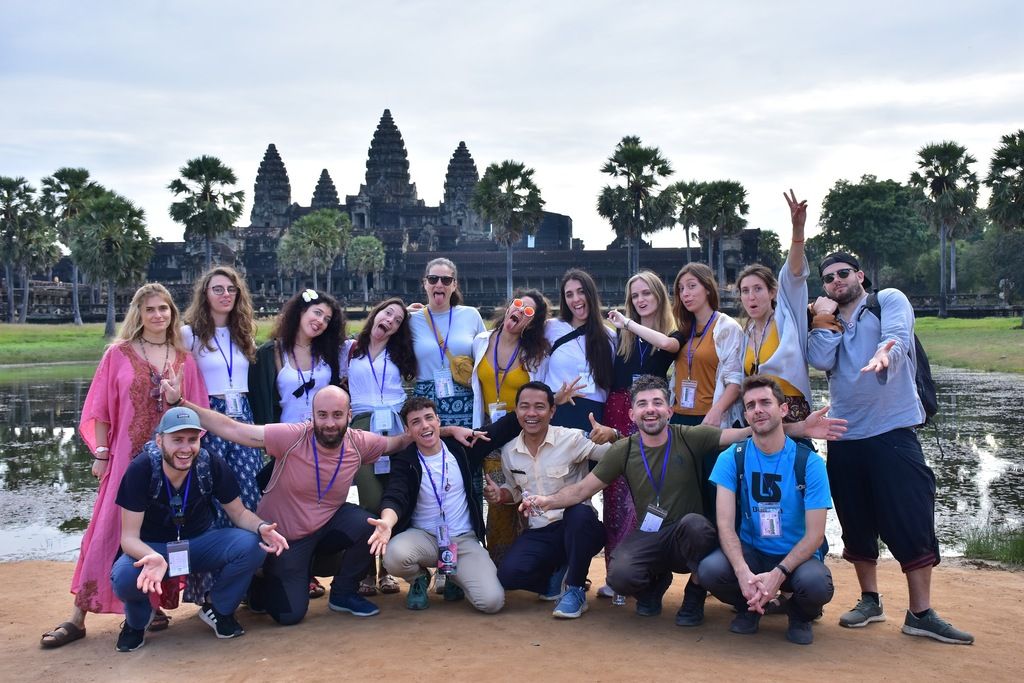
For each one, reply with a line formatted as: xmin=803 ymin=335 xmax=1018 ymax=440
xmin=471 ymin=289 xmax=551 ymax=563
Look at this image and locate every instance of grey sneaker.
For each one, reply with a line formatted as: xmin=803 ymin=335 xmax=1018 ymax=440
xmin=902 ymin=609 xmax=974 ymax=645
xmin=839 ymin=595 xmax=885 ymax=628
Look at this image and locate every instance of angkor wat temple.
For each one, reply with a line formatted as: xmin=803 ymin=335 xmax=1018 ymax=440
xmin=22 ymin=109 xmax=762 ymax=320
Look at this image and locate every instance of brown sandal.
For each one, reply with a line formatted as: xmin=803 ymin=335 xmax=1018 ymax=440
xmin=40 ymin=621 xmax=86 ymax=649
xmin=379 ymin=574 xmax=400 ymax=594
xmin=308 ymin=579 xmax=326 ymax=599
xmin=148 ymin=610 xmax=171 ymax=632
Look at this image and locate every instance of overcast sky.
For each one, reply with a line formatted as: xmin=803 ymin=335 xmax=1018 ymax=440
xmin=3 ymin=1 xmax=1022 ymax=251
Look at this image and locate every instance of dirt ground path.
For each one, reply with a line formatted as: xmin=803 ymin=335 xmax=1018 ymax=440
xmin=2 ymin=558 xmax=1019 ymax=682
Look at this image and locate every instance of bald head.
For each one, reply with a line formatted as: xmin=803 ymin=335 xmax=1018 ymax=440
xmin=312 ymin=385 xmax=351 ymax=412
xmin=311 ymin=385 xmax=351 ymax=448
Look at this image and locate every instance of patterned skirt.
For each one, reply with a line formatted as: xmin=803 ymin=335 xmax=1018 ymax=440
xmin=185 ymin=394 xmax=265 ymax=604
xmin=601 ymin=388 xmax=638 ymax=572
xmin=413 ymin=380 xmax=481 ymax=504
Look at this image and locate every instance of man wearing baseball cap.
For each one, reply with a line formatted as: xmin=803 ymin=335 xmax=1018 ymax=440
xmin=110 ymin=407 xmax=289 ymax=652
xmin=807 ymin=252 xmax=973 ymax=645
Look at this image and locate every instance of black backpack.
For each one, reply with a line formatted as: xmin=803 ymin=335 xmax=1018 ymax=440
xmin=862 ymin=292 xmax=938 ymax=423
xmin=733 ymin=439 xmax=828 ymax=561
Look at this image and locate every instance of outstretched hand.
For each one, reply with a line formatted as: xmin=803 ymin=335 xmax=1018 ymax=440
xmin=861 ymin=340 xmax=896 ymax=374
xmin=367 ymin=517 xmax=393 ymax=556
xmin=801 ymin=405 xmax=847 ymax=440
xmin=134 ymin=553 xmax=167 ymax=594
xmin=555 ymin=375 xmax=585 ymax=406
xmin=257 ymin=522 xmax=289 ymax=555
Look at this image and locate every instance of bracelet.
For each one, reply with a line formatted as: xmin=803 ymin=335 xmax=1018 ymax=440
xmin=792 ymin=239 xmax=804 ymax=244
xmin=256 ymin=521 xmax=271 ymax=535
xmin=775 ymin=562 xmax=792 ymax=578
xmin=95 ymin=446 xmax=110 ymax=453
xmin=168 ymin=395 xmax=184 ymax=408
xmin=93 ymin=457 xmax=110 ymax=462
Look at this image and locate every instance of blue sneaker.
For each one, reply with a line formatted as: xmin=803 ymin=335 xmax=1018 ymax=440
xmin=552 ymin=586 xmax=588 ymax=619
xmin=539 ymin=564 xmax=568 ymax=601
xmin=328 ymin=592 xmax=380 ymax=617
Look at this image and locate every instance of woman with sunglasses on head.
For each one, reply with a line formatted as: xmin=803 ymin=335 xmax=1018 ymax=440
xmin=544 ymin=269 xmax=615 ymax=430
xmin=601 ymin=271 xmax=683 ymax=601
xmin=342 ymin=297 xmax=417 ymax=596
xmin=470 ymin=289 xmax=551 ymax=563
xmin=180 ymin=266 xmax=264 ymax=604
xmin=41 ymin=284 xmax=208 ymax=649
xmin=735 ymin=190 xmax=813 ymax=423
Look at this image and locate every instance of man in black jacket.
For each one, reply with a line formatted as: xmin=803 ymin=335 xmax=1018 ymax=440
xmin=367 ymin=396 xmax=520 ymax=613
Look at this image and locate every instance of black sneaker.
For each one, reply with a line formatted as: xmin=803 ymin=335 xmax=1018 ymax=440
xmin=199 ymin=602 xmax=245 ymax=639
xmin=115 ymin=621 xmax=146 ymax=652
xmin=675 ymin=580 xmax=707 ymax=627
xmin=635 ymin=572 xmax=673 ymax=617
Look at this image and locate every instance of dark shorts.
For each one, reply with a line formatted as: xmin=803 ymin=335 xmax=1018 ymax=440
xmin=826 ymin=428 xmax=940 ymax=572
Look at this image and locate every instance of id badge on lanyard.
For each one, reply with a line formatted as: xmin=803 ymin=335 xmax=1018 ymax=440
xmin=639 ymin=503 xmax=667 ymax=532
xmin=373 ymin=454 xmax=391 ymax=475
xmin=371 ymin=406 xmax=394 ymax=434
xmin=758 ymin=504 xmax=782 ymax=538
xmin=488 ymin=401 xmax=507 ymax=422
xmin=576 ymin=365 xmax=595 ymax=395
xmin=166 ymin=539 xmax=190 ymax=576
xmin=678 ymin=379 xmax=698 ymax=410
xmin=437 ymin=522 xmax=457 ymax=574
xmin=433 ymin=368 xmax=455 ymax=399
xmin=224 ymin=391 xmax=244 ymax=418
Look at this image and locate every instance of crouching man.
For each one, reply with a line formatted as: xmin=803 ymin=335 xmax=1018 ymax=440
xmin=111 ymin=407 xmax=288 ymax=652
xmin=698 ymin=376 xmax=834 ymax=645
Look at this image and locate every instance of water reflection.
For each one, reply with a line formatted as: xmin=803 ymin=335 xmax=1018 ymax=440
xmin=0 ymin=364 xmax=1020 ymax=561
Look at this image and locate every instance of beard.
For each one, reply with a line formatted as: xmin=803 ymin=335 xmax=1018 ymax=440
xmin=635 ymin=414 xmax=669 ymax=436
xmin=313 ymin=423 xmax=347 ymax=449
xmin=831 ymin=279 xmax=864 ymax=306
xmin=749 ymin=414 xmax=782 ymax=436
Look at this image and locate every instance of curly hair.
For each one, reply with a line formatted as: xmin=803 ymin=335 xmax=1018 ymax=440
xmin=488 ymin=288 xmax=551 ymax=373
xmin=182 ymin=266 xmax=258 ymax=362
xmin=558 ymin=269 xmax=614 ymax=391
xmin=735 ymin=263 xmax=779 ymax=331
xmin=617 ymin=271 xmax=676 ymax=362
xmin=672 ymin=263 xmax=720 ymax=338
xmin=422 ymin=257 xmax=464 ymax=307
xmin=351 ymin=297 xmax=418 ymax=381
xmin=271 ymin=289 xmax=344 ymax=381
xmin=116 ymin=283 xmax=186 ymax=353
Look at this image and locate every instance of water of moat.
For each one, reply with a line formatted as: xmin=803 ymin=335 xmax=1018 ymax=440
xmin=0 ymin=364 xmax=1021 ymax=562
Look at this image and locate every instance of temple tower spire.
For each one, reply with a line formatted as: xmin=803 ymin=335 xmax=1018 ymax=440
xmin=310 ymin=169 xmax=340 ymax=210
xmin=362 ymin=109 xmax=417 ymax=204
xmin=250 ymin=143 xmax=292 ymax=229
xmin=441 ymin=141 xmax=484 ymax=239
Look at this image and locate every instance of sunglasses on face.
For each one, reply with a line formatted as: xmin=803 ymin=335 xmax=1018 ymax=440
xmin=510 ymin=299 xmax=536 ymax=317
xmin=822 ymin=268 xmax=856 ymax=284
xmin=209 ymin=285 xmax=239 ymax=296
xmin=425 ymin=275 xmax=455 ymax=286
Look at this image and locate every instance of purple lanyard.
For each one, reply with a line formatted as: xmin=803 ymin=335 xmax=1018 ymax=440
xmin=312 ymin=435 xmax=345 ymax=504
xmin=492 ymin=329 xmax=521 ymax=399
xmin=417 ymin=447 xmax=448 ymax=521
xmin=212 ymin=332 xmax=234 ymax=387
xmin=638 ymin=431 xmax=672 ymax=506
xmin=163 ymin=470 xmax=192 ymax=541
xmin=685 ymin=312 xmax=718 ymax=379
xmin=426 ymin=307 xmax=453 ymax=365
xmin=368 ymin=350 xmax=389 ymax=403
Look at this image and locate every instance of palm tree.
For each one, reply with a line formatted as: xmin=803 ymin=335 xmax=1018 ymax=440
xmin=347 ymin=235 xmax=386 ymax=306
xmin=278 ymin=209 xmax=351 ymax=291
xmin=985 ymin=129 xmax=1024 ymax=326
xmin=471 ymin=160 xmax=545 ymax=299
xmin=41 ymin=168 xmax=104 ymax=325
xmin=168 ymin=155 xmax=245 ymax=271
xmin=599 ymin=135 xmax=675 ymax=273
xmin=699 ymin=180 xmax=749 ymax=284
xmin=909 ymin=141 xmax=979 ymax=318
xmin=675 ymin=180 xmax=705 ymax=262
xmin=70 ymin=190 xmax=153 ymax=337
xmin=276 ymin=234 xmax=308 ymax=295
xmin=0 ymin=177 xmax=43 ymax=323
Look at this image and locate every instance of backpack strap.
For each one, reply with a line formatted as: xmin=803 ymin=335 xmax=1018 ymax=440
xmin=550 ymin=326 xmax=586 ymax=355
xmin=794 ymin=441 xmax=811 ymax=496
xmin=146 ymin=440 xmax=214 ymax=498
xmin=733 ymin=439 xmax=751 ymax=523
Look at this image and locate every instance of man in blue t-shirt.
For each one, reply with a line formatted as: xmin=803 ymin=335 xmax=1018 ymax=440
xmin=111 ymin=407 xmax=288 ymax=652
xmin=698 ymin=376 xmax=834 ymax=645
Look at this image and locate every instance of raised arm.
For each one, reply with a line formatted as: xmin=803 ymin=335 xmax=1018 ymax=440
xmin=784 ymin=189 xmax=807 ymax=277
xmin=163 ymin=371 xmax=266 ymax=448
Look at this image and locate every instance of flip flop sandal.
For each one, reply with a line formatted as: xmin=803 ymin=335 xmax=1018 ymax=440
xmin=308 ymin=579 xmax=326 ymax=599
xmin=147 ymin=610 xmax=171 ymax=632
xmin=40 ymin=621 xmax=86 ymax=649
xmin=358 ymin=578 xmax=379 ymax=597
xmin=378 ymin=574 xmax=401 ymax=594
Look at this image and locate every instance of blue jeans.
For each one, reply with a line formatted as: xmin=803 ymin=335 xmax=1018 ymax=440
xmin=497 ymin=503 xmax=604 ymax=592
xmin=111 ymin=527 xmax=265 ymax=629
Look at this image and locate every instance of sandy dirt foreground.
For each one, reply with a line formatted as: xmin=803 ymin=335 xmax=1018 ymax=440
xmin=1 ymin=558 xmax=1019 ymax=682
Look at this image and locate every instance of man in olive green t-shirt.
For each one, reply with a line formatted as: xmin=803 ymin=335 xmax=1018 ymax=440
xmin=526 ymin=376 xmax=845 ymax=629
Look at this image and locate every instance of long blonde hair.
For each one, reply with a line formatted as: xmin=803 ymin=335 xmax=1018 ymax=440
xmin=117 ymin=283 xmax=186 ymax=353
xmin=617 ymin=271 xmax=676 ymax=361
xmin=183 ymin=266 xmax=258 ymax=362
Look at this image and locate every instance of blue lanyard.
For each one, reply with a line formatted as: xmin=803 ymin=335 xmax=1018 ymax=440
xmin=425 ymin=308 xmax=453 ymax=365
xmin=163 ymin=470 xmax=192 ymax=541
xmin=637 ymin=338 xmax=650 ymax=368
xmin=492 ymin=328 xmax=521 ymax=399
xmin=368 ymin=350 xmax=389 ymax=404
xmin=417 ymin=447 xmax=448 ymax=521
xmin=312 ymin=434 xmax=345 ymax=504
xmin=685 ymin=312 xmax=717 ymax=379
xmin=212 ymin=331 xmax=234 ymax=387
xmin=638 ymin=431 xmax=672 ymax=506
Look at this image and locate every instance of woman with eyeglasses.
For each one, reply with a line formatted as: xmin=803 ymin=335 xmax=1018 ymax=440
xmin=470 ymin=289 xmax=551 ymax=563
xmin=180 ymin=266 xmax=265 ymax=604
xmin=544 ymin=269 xmax=615 ymax=431
xmin=734 ymin=190 xmax=813 ymax=422
xmin=601 ymin=271 xmax=682 ymax=601
xmin=42 ymin=284 xmax=208 ymax=649
xmin=342 ymin=297 xmax=417 ymax=596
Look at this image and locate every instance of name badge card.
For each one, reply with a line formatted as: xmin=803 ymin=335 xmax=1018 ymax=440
xmin=758 ymin=505 xmax=782 ymax=538
xmin=166 ymin=540 xmax=190 ymax=577
xmin=224 ymin=391 xmax=244 ymax=418
xmin=488 ymin=401 xmax=507 ymax=422
xmin=576 ymin=365 xmax=595 ymax=395
xmin=437 ymin=544 xmax=458 ymax=575
xmin=373 ymin=454 xmax=391 ymax=475
xmin=639 ymin=503 xmax=667 ymax=532
xmin=678 ymin=380 xmax=698 ymax=410
xmin=371 ymin=406 xmax=394 ymax=434
xmin=434 ymin=369 xmax=455 ymax=399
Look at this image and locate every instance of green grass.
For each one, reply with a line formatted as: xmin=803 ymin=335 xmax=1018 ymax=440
xmin=963 ymin=525 xmax=1024 ymax=566
xmin=915 ymin=317 xmax=1024 ymax=373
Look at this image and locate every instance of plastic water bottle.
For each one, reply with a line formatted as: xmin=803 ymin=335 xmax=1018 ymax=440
xmin=522 ymin=490 xmax=543 ymax=517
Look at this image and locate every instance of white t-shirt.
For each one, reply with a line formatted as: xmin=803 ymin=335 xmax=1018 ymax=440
xmin=276 ymin=352 xmax=333 ymax=423
xmin=182 ymin=325 xmax=251 ymax=395
xmin=542 ymin=319 xmax=615 ymax=403
xmin=341 ymin=339 xmax=409 ymax=416
xmin=410 ymin=305 xmax=485 ymax=381
xmin=411 ymin=445 xmax=473 ymax=538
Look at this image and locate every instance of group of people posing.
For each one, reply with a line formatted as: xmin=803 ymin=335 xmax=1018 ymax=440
xmin=39 ymin=190 xmax=974 ymax=654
